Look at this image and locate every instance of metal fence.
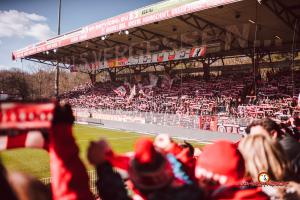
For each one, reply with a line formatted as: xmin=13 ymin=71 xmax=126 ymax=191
xmin=74 ymin=108 xmax=252 ymax=134
xmin=74 ymin=108 xmax=200 ymax=129
xmin=40 ymin=170 xmax=98 ymax=196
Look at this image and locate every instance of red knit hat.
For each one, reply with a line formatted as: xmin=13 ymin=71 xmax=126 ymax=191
xmin=195 ymin=140 xmax=245 ymax=185
xmin=128 ymin=138 xmax=174 ymax=191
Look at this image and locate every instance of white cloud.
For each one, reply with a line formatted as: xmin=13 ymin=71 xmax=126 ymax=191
xmin=0 ymin=10 xmax=54 ymax=41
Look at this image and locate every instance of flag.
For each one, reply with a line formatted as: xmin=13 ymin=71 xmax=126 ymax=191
xmin=113 ymin=86 xmax=127 ymax=96
xmin=161 ymin=74 xmax=174 ymax=89
xmin=190 ymin=47 xmax=206 ymax=58
xmin=128 ymin=85 xmax=136 ymax=101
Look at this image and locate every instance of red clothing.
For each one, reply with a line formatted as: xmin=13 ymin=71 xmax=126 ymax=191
xmin=49 ymin=124 xmax=94 ymax=200
xmin=211 ymin=185 xmax=269 ymax=200
xmin=234 ymin=141 xmax=240 ymax=148
xmin=106 ymin=153 xmax=131 ymax=171
xmin=175 ymin=148 xmax=196 ymax=181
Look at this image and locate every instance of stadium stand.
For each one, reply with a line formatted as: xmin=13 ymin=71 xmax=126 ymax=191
xmin=4 ymin=0 xmax=300 ymax=199
xmin=61 ymin=69 xmax=300 ymax=125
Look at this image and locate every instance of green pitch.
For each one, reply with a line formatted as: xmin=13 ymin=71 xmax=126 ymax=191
xmin=0 ymin=124 xmax=205 ymax=179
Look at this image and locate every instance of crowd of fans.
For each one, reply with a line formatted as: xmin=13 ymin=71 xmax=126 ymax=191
xmin=61 ymin=69 xmax=300 ymax=122
xmin=2 ymin=69 xmax=300 ymax=199
xmin=1 ymin=103 xmax=300 ymax=200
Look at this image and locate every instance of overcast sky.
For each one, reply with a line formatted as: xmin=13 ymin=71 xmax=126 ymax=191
xmin=0 ymin=0 xmax=161 ymax=70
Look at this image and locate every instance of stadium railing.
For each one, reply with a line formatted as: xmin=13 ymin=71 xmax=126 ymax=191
xmin=40 ymin=170 xmax=98 ymax=195
xmin=74 ymin=108 xmax=250 ymax=134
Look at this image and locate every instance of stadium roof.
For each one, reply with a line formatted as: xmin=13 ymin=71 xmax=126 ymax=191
xmin=12 ymin=0 xmax=300 ymax=73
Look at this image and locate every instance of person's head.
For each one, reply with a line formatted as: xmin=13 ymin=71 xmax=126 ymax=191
xmin=154 ymin=134 xmax=182 ymax=156
xmin=238 ymin=133 xmax=291 ymax=182
xmin=195 ymin=141 xmax=245 ymax=190
xmin=179 ymin=141 xmax=194 ymax=157
xmin=128 ymin=138 xmax=174 ymax=191
xmin=279 ymin=136 xmax=300 ymax=182
xmin=246 ymin=118 xmax=284 ymax=139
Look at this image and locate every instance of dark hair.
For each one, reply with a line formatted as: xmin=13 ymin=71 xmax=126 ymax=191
xmin=180 ymin=141 xmax=194 ymax=157
xmin=279 ymin=136 xmax=300 ymax=182
xmin=246 ymin=118 xmax=284 ymax=138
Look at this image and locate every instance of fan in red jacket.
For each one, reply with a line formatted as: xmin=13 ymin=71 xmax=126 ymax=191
xmin=88 ymin=138 xmax=204 ymax=200
xmin=154 ymin=134 xmax=197 ymax=182
xmin=48 ymin=104 xmax=94 ymax=200
xmin=195 ymin=140 xmax=269 ymax=200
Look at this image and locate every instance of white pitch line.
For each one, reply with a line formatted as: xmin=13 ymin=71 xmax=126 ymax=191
xmin=76 ymin=135 xmax=141 ymax=142
xmin=78 ymin=124 xmax=212 ymax=144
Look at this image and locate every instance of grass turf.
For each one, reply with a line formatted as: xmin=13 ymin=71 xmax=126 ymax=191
xmin=0 ymin=124 xmax=205 ymax=179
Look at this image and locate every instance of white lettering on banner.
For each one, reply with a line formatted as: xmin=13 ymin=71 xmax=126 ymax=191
xmin=151 ymin=53 xmax=158 ymax=63
xmin=142 ymin=11 xmax=170 ymax=23
xmin=71 ymin=46 xmax=206 ymax=73
xmin=118 ymin=23 xmax=126 ymax=29
xmin=12 ymin=0 xmax=241 ymax=59
xmin=128 ymin=19 xmax=142 ymax=27
xmin=106 ymin=25 xmax=118 ymax=33
xmin=121 ymin=16 xmax=128 ymax=22
xmin=171 ymin=4 xmax=192 ymax=15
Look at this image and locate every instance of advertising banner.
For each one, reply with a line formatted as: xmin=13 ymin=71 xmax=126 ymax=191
xmin=70 ymin=46 xmax=206 ymax=72
xmin=12 ymin=0 xmax=241 ymax=59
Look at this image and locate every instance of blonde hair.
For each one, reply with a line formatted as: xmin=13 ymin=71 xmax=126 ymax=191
xmin=238 ymin=133 xmax=290 ymax=182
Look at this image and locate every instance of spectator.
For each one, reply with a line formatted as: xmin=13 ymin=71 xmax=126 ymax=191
xmin=48 ymin=103 xmax=94 ymax=200
xmin=195 ymin=140 xmax=268 ymax=199
xmin=87 ymin=138 xmax=204 ymax=200
xmin=0 ymin=103 xmax=93 ymax=200
xmin=238 ymin=133 xmax=292 ymax=199
xmin=245 ymin=118 xmax=284 ymax=140
xmin=61 ymin=70 xmax=300 ymax=126
xmin=279 ymin=136 xmax=300 ymax=182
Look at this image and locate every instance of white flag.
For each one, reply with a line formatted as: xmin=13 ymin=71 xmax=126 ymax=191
xmin=161 ymin=74 xmax=174 ymax=89
xmin=128 ymin=85 xmax=136 ymax=100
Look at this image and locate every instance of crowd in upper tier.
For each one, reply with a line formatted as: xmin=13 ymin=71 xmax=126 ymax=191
xmin=61 ymin=69 xmax=300 ymax=120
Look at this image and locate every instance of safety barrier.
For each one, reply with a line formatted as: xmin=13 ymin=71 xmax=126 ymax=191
xmin=40 ymin=170 xmax=98 ymax=196
xmin=74 ymin=108 xmax=252 ymax=135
